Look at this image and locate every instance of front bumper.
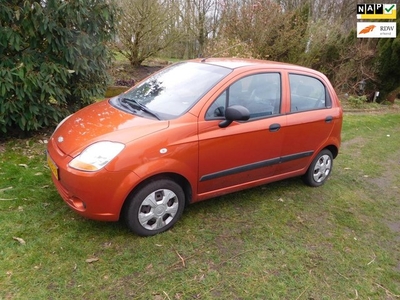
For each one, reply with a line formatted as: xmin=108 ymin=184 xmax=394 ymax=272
xmin=47 ymin=143 xmax=140 ymax=221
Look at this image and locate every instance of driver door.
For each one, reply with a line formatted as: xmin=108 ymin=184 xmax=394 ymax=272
xmin=197 ymin=72 xmax=285 ymax=198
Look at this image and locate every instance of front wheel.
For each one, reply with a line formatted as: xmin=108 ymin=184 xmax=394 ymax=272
xmin=123 ymin=179 xmax=185 ymax=236
xmin=303 ymin=149 xmax=333 ymax=187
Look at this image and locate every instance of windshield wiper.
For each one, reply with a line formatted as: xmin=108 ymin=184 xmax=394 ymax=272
xmin=119 ymin=97 xmax=161 ymax=120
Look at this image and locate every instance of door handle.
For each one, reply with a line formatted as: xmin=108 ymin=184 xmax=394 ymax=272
xmin=325 ymin=116 xmax=333 ymax=123
xmin=269 ymin=123 xmax=281 ymax=132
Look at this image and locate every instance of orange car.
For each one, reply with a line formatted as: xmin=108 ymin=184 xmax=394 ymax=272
xmin=47 ymin=58 xmax=343 ymax=236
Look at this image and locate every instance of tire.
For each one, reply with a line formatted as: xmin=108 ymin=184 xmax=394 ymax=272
xmin=303 ymin=149 xmax=333 ymax=187
xmin=124 ymin=179 xmax=185 ymax=236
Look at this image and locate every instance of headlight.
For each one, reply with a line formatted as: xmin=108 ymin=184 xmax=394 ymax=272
xmin=69 ymin=141 xmax=125 ymax=171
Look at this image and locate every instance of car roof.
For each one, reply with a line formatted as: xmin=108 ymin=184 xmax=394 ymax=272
xmin=189 ymin=57 xmax=320 ymax=74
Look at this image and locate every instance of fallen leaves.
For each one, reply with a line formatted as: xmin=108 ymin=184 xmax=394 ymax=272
xmin=0 ymin=186 xmax=13 ymax=192
xmin=13 ymin=237 xmax=26 ymax=245
xmin=85 ymin=257 xmax=99 ymax=263
xmin=0 ymin=186 xmax=15 ymax=200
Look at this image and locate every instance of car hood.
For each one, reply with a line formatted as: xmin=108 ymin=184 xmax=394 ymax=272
xmin=52 ymin=100 xmax=169 ymax=156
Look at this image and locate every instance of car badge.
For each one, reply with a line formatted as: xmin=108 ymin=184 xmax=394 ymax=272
xmin=58 ymin=136 xmax=64 ymax=143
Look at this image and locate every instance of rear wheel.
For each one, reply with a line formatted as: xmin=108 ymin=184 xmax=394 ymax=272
xmin=124 ymin=179 xmax=185 ymax=236
xmin=303 ymin=149 xmax=333 ymax=187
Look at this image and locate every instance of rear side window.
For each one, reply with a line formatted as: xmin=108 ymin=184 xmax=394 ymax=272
xmin=289 ymin=74 xmax=331 ymax=112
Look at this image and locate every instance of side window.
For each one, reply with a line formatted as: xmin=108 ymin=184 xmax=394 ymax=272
xmin=206 ymin=91 xmax=227 ymax=118
xmin=289 ymin=74 xmax=330 ymax=112
xmin=206 ymin=73 xmax=281 ymax=120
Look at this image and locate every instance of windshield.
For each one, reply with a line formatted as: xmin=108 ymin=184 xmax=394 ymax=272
xmin=113 ymin=62 xmax=232 ymax=120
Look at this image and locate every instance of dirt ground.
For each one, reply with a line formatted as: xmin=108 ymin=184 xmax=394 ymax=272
xmin=108 ymin=60 xmax=165 ymax=87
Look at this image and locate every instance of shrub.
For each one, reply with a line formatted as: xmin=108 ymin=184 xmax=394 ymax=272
xmin=376 ymin=18 xmax=400 ymax=101
xmin=347 ymin=95 xmax=368 ymax=108
xmin=0 ymin=0 xmax=116 ymax=134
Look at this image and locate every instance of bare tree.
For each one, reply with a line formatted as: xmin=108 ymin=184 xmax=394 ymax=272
xmin=216 ymin=0 xmax=309 ymax=62
xmin=278 ymin=0 xmax=357 ymax=30
xmin=115 ymin=0 xmax=181 ymax=66
xmin=178 ymin=0 xmax=221 ymax=57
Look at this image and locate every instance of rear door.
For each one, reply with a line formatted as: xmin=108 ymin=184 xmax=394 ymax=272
xmin=197 ymin=72 xmax=285 ymax=199
xmin=276 ymin=72 xmax=336 ymax=175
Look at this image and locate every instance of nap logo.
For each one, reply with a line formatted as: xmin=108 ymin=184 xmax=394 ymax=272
xmin=357 ymin=4 xmax=396 ymax=19
xmin=357 ymin=22 xmax=396 ymax=38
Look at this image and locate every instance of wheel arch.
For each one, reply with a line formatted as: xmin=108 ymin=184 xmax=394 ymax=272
xmin=325 ymin=144 xmax=338 ymax=159
xmin=120 ymin=172 xmax=193 ymax=220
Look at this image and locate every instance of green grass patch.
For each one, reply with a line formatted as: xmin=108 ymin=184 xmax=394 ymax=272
xmin=1 ymin=112 xmax=400 ymax=299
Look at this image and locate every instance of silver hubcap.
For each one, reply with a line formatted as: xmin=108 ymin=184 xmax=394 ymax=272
xmin=138 ymin=189 xmax=179 ymax=231
xmin=313 ymin=154 xmax=331 ymax=183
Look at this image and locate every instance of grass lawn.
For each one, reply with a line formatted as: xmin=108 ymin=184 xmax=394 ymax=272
xmin=1 ymin=110 xmax=399 ymax=299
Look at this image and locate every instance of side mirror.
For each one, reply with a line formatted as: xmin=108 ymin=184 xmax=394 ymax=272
xmin=219 ymin=105 xmax=250 ymax=128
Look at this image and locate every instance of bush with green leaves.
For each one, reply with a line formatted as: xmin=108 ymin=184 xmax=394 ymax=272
xmin=347 ymin=95 xmax=368 ymax=108
xmin=376 ymin=18 xmax=400 ymax=101
xmin=0 ymin=0 xmax=116 ymax=134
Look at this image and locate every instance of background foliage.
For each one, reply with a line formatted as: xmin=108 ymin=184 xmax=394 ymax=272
xmin=217 ymin=1 xmax=310 ymax=63
xmin=376 ymin=17 xmax=400 ymax=101
xmin=115 ymin=0 xmax=182 ymax=66
xmin=0 ymin=0 xmax=116 ymax=134
xmin=1 ymin=0 xmax=399 ymax=135
xmin=114 ymin=0 xmax=399 ymax=100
